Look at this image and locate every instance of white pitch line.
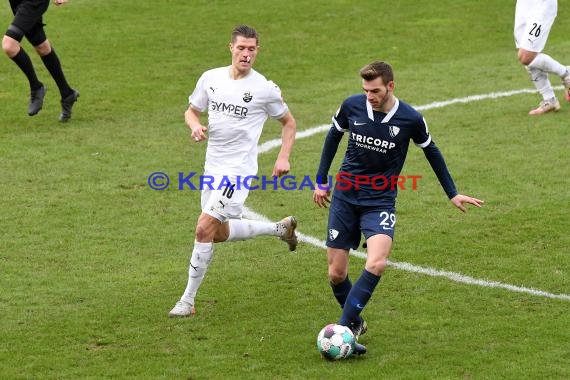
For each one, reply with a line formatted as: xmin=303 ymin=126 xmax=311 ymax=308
xmin=414 ymin=86 xmax=561 ymax=111
xmin=250 ymin=87 xmax=570 ymax=302
xmin=243 ymin=207 xmax=570 ymax=301
xmin=258 ymin=124 xmax=330 ymax=153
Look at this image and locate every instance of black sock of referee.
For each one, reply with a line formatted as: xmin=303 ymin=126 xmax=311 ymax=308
xmin=41 ymin=48 xmax=73 ymax=98
xmin=11 ymin=48 xmax=42 ymax=91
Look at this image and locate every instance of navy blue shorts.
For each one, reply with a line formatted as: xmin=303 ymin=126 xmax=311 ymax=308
xmin=326 ymin=196 xmax=396 ymax=250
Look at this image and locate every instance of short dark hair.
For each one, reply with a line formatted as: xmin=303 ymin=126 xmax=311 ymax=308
xmin=359 ymin=61 xmax=394 ymax=84
xmin=231 ymin=25 xmax=259 ymax=45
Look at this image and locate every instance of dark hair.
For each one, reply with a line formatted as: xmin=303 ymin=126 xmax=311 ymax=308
xmin=359 ymin=61 xmax=394 ymax=83
xmin=231 ymin=25 xmax=259 ymax=44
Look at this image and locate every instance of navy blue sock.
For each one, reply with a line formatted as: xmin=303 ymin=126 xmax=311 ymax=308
xmin=339 ymin=269 xmax=380 ymax=326
xmin=330 ymin=277 xmax=352 ymax=308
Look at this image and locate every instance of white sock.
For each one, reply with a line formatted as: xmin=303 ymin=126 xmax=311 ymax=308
xmin=226 ymin=219 xmax=280 ymax=241
xmin=528 ymin=54 xmax=567 ymax=77
xmin=526 ymin=66 xmax=555 ymax=100
xmin=180 ymin=241 xmax=214 ymax=305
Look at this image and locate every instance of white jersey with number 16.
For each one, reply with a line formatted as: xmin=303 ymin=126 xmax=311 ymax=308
xmin=189 ymin=66 xmax=288 ymax=177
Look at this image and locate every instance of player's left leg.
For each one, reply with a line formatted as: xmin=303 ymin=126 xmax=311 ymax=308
xmin=326 ymin=246 xmax=368 ymax=356
xmin=525 ymin=65 xmax=560 ymax=116
xmin=526 ymin=52 xmax=569 ymax=103
xmin=222 ymin=216 xmax=298 ymax=251
xmin=334 ymin=234 xmax=391 ymax=356
xmin=518 ymin=49 xmax=563 ymax=115
xmin=337 ymin=208 xmax=395 ymax=356
xmin=210 ymin=177 xmax=298 ymax=250
xmin=338 ymin=234 xmax=391 ymax=329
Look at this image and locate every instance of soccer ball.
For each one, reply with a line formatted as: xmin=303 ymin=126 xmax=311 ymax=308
xmin=316 ymin=323 xmax=355 ymax=360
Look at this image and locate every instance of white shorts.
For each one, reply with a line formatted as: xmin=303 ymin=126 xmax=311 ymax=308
xmin=514 ymin=0 xmax=558 ymax=52
xmin=200 ymin=175 xmax=251 ymax=222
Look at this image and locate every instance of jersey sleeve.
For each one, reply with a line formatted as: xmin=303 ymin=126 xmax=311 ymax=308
xmin=422 ymin=141 xmax=458 ymax=199
xmin=332 ymin=100 xmax=350 ymax=132
xmin=315 ymin=126 xmax=344 ymax=184
xmin=188 ymin=72 xmax=209 ymax=112
xmin=315 ymin=99 xmax=351 ymax=184
xmin=412 ymin=116 xmax=432 ymax=148
xmin=264 ymin=81 xmax=289 ymax=119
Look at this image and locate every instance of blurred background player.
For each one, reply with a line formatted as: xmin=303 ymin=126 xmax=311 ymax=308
xmin=169 ymin=25 xmax=298 ymax=318
xmin=313 ymin=61 xmax=483 ymax=355
xmin=514 ymin=0 xmax=570 ymax=115
xmin=3 ymin=0 xmax=79 ymax=121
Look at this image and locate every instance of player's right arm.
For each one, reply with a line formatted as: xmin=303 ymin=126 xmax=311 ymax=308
xmin=186 ymin=72 xmax=210 ymax=142
xmin=313 ymin=125 xmax=344 ymax=208
xmin=185 ymin=105 xmax=208 ymax=142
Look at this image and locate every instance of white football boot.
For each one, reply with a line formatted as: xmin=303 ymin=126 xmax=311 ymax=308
xmin=168 ymin=300 xmax=196 ymax=317
xmin=278 ymin=216 xmax=298 ymax=251
xmin=528 ymin=98 xmax=560 ymax=115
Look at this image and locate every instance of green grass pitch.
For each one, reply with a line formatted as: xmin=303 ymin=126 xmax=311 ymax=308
xmin=1 ymin=0 xmax=569 ymax=379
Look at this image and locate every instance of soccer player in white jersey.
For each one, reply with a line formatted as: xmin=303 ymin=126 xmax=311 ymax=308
xmin=514 ymin=0 xmax=570 ymax=115
xmin=169 ymin=25 xmax=298 ymax=318
xmin=313 ymin=61 xmax=483 ymax=354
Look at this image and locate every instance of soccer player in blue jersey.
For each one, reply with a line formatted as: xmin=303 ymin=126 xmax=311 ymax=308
xmin=312 ymin=61 xmax=483 ymax=355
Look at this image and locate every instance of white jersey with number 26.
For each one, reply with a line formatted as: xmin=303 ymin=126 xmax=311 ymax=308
xmin=189 ymin=66 xmax=288 ymax=177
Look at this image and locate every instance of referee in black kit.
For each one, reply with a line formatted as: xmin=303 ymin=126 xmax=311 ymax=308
xmin=3 ymin=0 xmax=79 ymax=122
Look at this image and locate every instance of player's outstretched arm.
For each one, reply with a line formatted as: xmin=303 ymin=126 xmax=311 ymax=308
xmin=450 ymin=194 xmax=484 ymax=213
xmin=272 ymin=111 xmax=296 ymax=177
xmin=54 ymin=0 xmax=69 ymax=5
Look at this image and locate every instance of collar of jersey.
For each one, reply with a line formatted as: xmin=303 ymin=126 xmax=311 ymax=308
xmin=366 ymin=97 xmax=399 ymax=123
